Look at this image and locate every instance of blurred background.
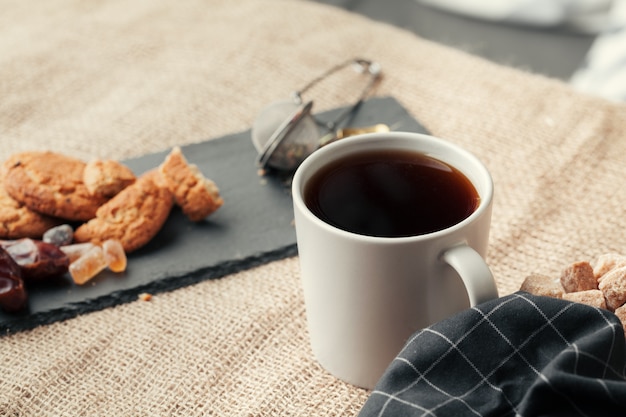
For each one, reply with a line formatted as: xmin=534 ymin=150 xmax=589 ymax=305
xmin=313 ymin=0 xmax=626 ymax=101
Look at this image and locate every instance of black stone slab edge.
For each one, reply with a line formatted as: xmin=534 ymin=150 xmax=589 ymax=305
xmin=1 ymin=245 xmax=298 ymax=336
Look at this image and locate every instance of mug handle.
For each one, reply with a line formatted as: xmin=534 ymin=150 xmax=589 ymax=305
xmin=441 ymin=244 xmax=499 ymax=305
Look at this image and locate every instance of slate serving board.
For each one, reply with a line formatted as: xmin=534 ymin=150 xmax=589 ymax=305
xmin=0 ymin=96 xmax=429 ymax=334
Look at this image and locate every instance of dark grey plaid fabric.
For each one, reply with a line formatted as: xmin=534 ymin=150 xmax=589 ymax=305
xmin=359 ymin=292 xmax=626 ymax=417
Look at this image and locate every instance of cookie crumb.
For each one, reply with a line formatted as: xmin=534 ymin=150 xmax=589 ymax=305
xmin=159 ymin=146 xmax=223 ymax=222
xmin=138 ymin=293 xmax=152 ymax=302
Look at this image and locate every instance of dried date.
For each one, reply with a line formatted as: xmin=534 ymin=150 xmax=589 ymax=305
xmin=0 ymin=238 xmax=70 ymax=283
xmin=0 ymin=247 xmax=27 ymax=312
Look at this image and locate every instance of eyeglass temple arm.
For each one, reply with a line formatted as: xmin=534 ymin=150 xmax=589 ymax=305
xmin=293 ymin=58 xmax=382 ymax=131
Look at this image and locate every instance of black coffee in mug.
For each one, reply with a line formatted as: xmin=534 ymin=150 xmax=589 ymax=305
xmin=304 ymin=149 xmax=480 ymax=237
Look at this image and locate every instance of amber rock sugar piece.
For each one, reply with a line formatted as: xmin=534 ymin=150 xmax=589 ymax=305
xmin=60 ymin=242 xmax=97 ymax=263
xmin=69 ymin=246 xmax=107 ymax=285
xmin=103 ymin=239 xmax=127 ymax=273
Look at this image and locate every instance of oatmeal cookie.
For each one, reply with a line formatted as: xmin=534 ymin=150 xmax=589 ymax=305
xmin=159 ymin=146 xmax=223 ymax=222
xmin=73 ymin=170 xmax=174 ymax=253
xmin=0 ymin=179 xmax=62 ymax=239
xmin=2 ymin=151 xmax=108 ymax=221
xmin=83 ymin=159 xmax=136 ymax=198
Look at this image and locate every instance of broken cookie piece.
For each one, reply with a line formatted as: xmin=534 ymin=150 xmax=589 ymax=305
xmin=83 ymin=159 xmax=136 ymax=198
xmin=74 ymin=170 xmax=174 ymax=253
xmin=159 ymin=146 xmax=223 ymax=222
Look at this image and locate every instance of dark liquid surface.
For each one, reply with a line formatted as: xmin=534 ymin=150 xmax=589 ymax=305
xmin=304 ymin=150 xmax=480 ymax=237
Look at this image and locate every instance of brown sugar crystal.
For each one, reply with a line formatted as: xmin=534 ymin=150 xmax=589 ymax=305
xmin=560 ymin=261 xmax=597 ymax=293
xmin=598 ymin=265 xmax=626 ymax=311
xmin=593 ymin=253 xmax=626 ymax=284
xmin=562 ymin=290 xmax=607 ymax=310
xmin=520 ymin=274 xmax=564 ymax=298
xmin=519 ymin=254 xmax=626 ymax=335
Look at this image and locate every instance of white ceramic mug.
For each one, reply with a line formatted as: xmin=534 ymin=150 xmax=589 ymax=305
xmin=292 ymin=132 xmax=498 ymax=389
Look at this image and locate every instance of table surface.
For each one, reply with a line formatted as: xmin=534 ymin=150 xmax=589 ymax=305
xmin=1 ymin=0 xmax=624 ymax=415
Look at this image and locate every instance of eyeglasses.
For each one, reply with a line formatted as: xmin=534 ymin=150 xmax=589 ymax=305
xmin=251 ymin=58 xmax=383 ymax=172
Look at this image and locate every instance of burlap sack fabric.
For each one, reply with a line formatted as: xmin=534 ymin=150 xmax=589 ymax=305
xmin=1 ymin=0 xmax=625 ymax=415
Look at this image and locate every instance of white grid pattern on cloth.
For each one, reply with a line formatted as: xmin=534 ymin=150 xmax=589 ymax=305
xmin=360 ymin=293 xmax=626 ymax=417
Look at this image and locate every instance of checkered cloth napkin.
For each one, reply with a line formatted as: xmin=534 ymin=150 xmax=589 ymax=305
xmin=358 ymin=292 xmax=626 ymax=417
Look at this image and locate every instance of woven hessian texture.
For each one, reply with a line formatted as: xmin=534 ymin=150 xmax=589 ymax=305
xmin=1 ymin=0 xmax=626 ymax=415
